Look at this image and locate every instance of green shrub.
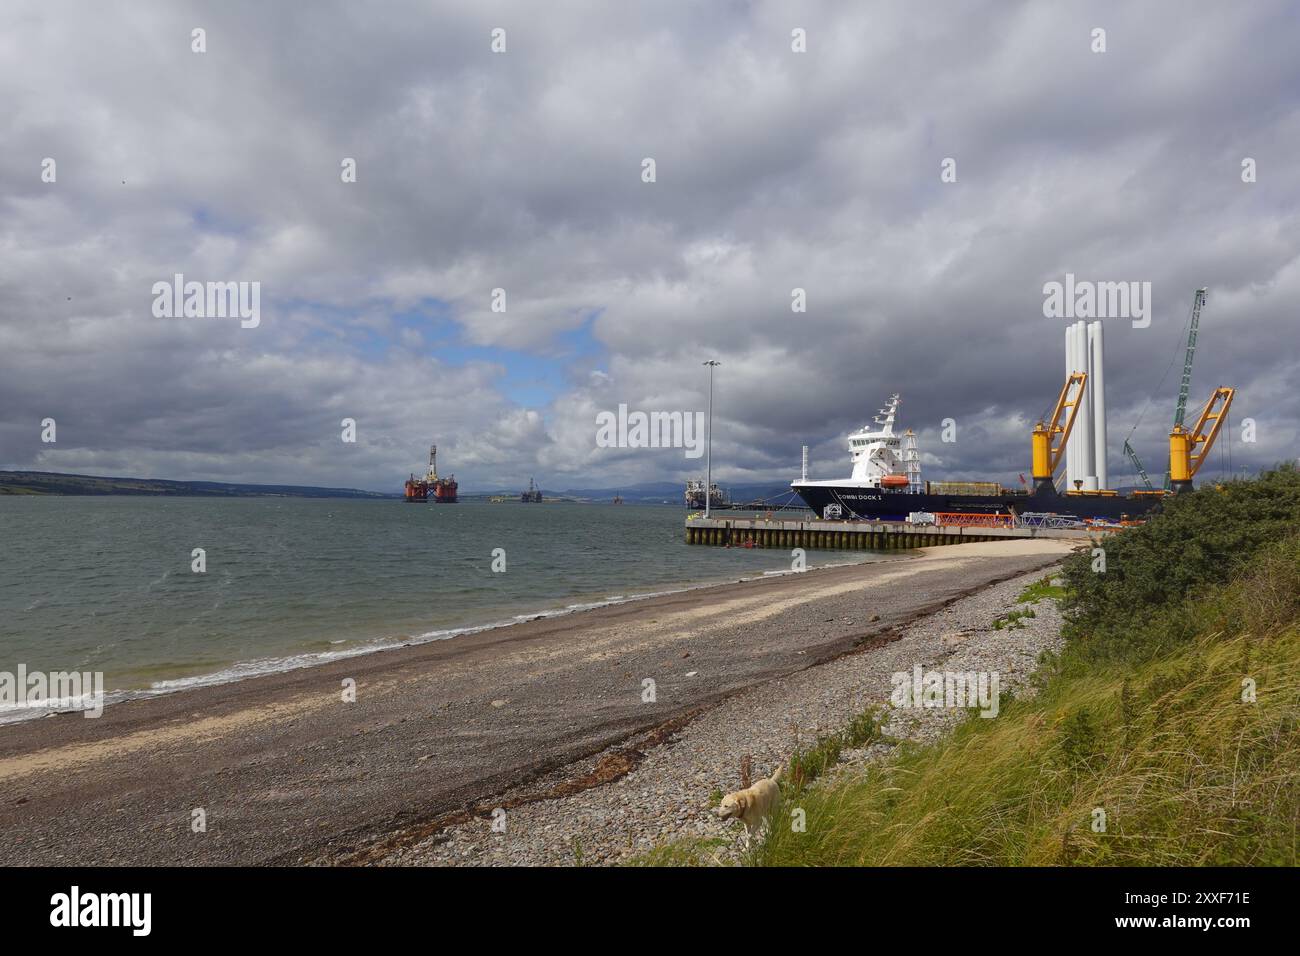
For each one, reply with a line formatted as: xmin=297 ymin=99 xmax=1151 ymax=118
xmin=1061 ymin=464 xmax=1300 ymax=666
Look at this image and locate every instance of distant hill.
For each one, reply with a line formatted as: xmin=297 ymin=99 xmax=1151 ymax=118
xmin=1 ymin=470 xmax=807 ymax=504
xmin=0 ymin=471 xmax=393 ymax=499
xmin=482 ymin=480 xmax=802 ymax=505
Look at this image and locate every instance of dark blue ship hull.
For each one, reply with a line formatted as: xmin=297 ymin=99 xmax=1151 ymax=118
xmin=792 ymin=484 xmax=1160 ymax=522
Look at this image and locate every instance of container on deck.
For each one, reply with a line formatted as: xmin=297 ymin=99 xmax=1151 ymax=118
xmin=925 ymin=480 xmax=1003 ymax=496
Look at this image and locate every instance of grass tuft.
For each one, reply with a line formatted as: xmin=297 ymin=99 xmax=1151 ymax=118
xmin=1018 ymin=575 xmax=1066 ymax=605
xmin=788 ymin=709 xmax=881 ymax=793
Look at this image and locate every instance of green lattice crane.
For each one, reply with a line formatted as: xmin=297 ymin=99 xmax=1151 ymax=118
xmin=1123 ymin=438 xmax=1154 ymax=491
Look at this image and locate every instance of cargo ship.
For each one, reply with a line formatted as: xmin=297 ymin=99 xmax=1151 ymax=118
xmin=792 ymin=378 xmax=1233 ymax=523
xmin=794 ymin=301 xmax=1237 ymax=524
xmin=404 ymin=445 xmax=458 ymax=503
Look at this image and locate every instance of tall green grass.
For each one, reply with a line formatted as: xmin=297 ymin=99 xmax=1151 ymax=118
xmin=755 ymin=516 xmax=1300 ymax=866
xmin=759 ymin=627 xmax=1299 ymax=864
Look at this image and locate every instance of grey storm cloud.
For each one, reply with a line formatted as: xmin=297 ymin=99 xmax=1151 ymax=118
xmin=1 ymin=0 xmax=1297 ymax=493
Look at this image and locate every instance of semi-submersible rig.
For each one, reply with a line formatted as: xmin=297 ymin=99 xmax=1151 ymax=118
xmin=404 ymin=445 xmax=458 ymax=503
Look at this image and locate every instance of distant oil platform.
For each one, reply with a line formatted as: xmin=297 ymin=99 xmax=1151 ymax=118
xmin=404 ymin=445 xmax=458 ymax=503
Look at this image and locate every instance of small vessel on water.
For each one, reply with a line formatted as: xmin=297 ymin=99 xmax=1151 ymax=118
xmin=404 ymin=445 xmax=458 ymax=503
xmin=684 ymin=479 xmax=728 ymax=510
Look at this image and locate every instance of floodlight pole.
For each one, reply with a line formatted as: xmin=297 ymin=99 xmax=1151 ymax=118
xmin=703 ymin=360 xmax=720 ymax=518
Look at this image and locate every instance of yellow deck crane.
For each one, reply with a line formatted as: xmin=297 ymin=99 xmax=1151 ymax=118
xmin=1030 ymin=371 xmax=1087 ymax=493
xmin=1169 ymin=387 xmax=1234 ymax=493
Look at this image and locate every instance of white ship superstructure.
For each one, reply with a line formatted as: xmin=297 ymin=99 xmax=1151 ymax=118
xmin=792 ymin=394 xmax=909 ymax=492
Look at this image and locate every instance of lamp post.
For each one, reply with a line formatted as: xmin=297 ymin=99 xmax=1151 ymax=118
xmin=703 ymin=360 xmax=720 ymax=518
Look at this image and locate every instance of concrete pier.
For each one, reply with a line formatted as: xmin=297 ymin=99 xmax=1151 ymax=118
xmin=684 ymin=516 xmax=1099 ymax=549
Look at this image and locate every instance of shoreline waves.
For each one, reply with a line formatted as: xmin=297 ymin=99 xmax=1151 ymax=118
xmin=0 ymin=550 xmax=892 ymax=725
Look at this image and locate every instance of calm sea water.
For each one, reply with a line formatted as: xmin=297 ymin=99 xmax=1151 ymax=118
xmin=0 ymin=498 xmax=896 ymax=718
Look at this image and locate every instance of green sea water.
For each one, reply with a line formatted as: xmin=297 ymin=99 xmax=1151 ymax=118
xmin=0 ymin=497 xmax=897 ymax=718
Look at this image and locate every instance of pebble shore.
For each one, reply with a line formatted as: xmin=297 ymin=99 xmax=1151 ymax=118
xmin=387 ymin=566 xmax=1066 ymax=866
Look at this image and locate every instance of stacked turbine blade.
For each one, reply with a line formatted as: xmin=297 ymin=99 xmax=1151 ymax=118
xmin=1063 ymin=320 xmax=1107 ymax=491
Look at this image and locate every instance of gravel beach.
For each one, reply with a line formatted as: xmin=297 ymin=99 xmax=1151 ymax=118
xmin=383 ymin=565 xmax=1068 ymax=866
xmin=0 ymin=539 xmax=1075 ymax=866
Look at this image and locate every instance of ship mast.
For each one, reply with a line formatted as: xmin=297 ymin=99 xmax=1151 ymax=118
xmin=870 ymin=394 xmax=901 ymax=435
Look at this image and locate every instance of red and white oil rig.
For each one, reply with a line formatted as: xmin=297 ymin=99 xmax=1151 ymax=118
xmin=404 ymin=444 xmax=458 ymax=503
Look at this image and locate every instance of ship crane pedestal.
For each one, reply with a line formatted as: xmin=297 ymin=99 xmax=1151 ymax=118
xmin=1031 ymin=372 xmax=1087 ymax=493
xmin=1169 ymin=387 xmax=1234 ymax=493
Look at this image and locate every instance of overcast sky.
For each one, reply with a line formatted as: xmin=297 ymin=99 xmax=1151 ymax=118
xmin=2 ymin=0 xmax=1297 ymax=493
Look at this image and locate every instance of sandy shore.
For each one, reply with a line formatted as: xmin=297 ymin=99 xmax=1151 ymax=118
xmin=0 ymin=539 xmax=1075 ymax=866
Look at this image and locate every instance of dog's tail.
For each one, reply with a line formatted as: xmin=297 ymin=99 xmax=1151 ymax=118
xmin=771 ymin=763 xmax=785 ymax=782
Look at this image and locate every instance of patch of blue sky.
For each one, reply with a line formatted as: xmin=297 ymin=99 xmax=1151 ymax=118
xmin=189 ymin=206 xmax=250 ymax=235
xmin=271 ymin=298 xmax=608 ymax=408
